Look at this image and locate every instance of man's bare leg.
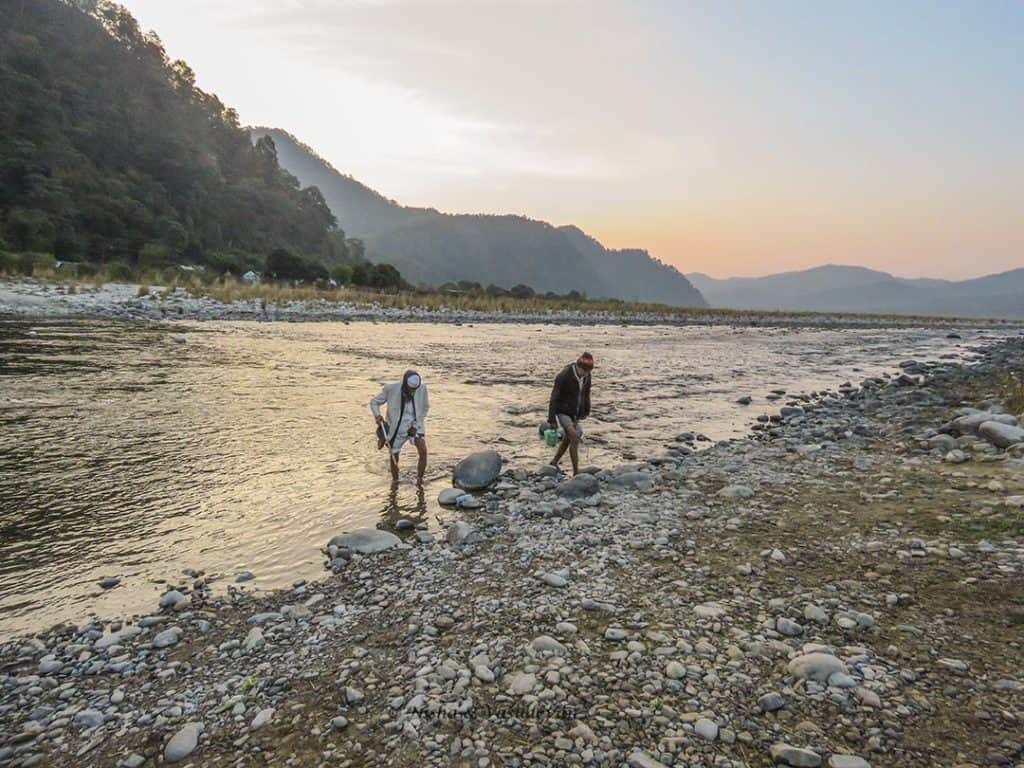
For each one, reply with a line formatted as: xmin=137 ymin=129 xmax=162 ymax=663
xmin=552 ymin=424 xmax=579 ymax=474
xmin=389 ymin=451 xmax=400 ymax=484
xmin=414 ymin=437 xmax=428 ymax=485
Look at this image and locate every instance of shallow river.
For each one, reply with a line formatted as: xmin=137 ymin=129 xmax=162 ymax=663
xmin=0 ymin=319 xmax=993 ymax=638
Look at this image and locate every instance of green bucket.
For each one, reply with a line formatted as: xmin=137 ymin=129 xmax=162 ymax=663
xmin=544 ymin=428 xmax=560 ymax=447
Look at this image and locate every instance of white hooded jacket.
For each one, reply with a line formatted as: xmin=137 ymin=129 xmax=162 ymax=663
xmin=370 ymin=380 xmax=429 ymax=445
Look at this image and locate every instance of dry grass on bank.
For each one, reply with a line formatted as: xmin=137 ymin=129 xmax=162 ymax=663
xmin=1 ymin=252 xmax=1015 ymax=325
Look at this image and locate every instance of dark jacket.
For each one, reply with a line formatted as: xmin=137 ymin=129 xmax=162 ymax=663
xmin=548 ymin=364 xmax=592 ymax=423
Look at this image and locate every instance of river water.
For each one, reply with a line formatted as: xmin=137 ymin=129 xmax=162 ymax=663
xmin=0 ymin=318 xmax=994 ymax=638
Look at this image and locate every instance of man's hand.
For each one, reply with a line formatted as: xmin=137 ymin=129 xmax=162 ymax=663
xmin=407 ymin=425 xmax=417 ymax=437
xmin=376 ymin=415 xmax=384 ymax=425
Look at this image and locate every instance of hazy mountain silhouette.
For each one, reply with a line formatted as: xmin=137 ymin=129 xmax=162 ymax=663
xmin=688 ymin=265 xmax=1024 ymax=319
xmin=251 ymin=128 xmax=707 ymax=305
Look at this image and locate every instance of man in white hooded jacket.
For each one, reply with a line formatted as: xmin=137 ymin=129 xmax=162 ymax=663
xmin=370 ymin=370 xmax=430 ymax=484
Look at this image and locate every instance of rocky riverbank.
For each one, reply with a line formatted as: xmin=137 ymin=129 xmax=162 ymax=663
xmin=2 ymin=339 xmax=1023 ymax=768
xmin=1 ymin=278 xmax=1017 ymax=329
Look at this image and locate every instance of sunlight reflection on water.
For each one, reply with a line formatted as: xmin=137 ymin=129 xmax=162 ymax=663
xmin=0 ymin=318 xmax=990 ymax=637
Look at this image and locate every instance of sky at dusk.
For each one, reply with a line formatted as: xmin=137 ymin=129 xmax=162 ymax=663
xmin=120 ymin=0 xmax=1022 ymax=280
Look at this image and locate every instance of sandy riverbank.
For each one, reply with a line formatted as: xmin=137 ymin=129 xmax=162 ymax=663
xmin=1 ymin=337 xmax=1022 ymax=767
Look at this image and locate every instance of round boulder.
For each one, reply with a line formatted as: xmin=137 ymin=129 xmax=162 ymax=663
xmin=453 ymin=450 xmax=503 ymax=491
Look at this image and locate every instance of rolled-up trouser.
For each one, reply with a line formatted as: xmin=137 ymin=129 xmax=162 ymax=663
xmin=555 ymin=413 xmax=583 ymax=440
xmin=390 ymin=429 xmax=424 ymax=455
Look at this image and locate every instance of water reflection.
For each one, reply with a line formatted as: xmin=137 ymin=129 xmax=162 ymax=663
xmin=376 ymin=484 xmax=429 ymax=533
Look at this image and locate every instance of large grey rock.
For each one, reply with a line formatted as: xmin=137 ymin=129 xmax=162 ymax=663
xmin=165 ymin=722 xmax=202 ymax=763
xmin=788 ymin=652 xmax=848 ymax=682
xmin=453 ymin=450 xmax=503 ymax=490
xmin=328 ymin=528 xmax=401 ymax=554
xmin=555 ymin=474 xmax=600 ymax=498
xmin=978 ymin=421 xmax=1024 ymax=449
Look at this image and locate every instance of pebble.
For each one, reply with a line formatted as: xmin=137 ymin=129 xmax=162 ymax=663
xmin=694 ymin=717 xmax=719 ymax=741
xmin=243 ymin=626 xmax=265 ymax=651
xmin=152 ymin=628 xmax=180 ymax=649
xmin=73 ymin=709 xmax=104 ymax=728
xmin=530 ymin=635 xmax=566 ymax=654
xmin=508 ymin=672 xmax=537 ymax=695
xmin=250 ymin=707 xmax=274 ymax=730
xmin=158 ymin=590 xmax=189 ymax=610
xmin=164 ymin=722 xmax=202 ymax=763
xmin=628 ymin=751 xmax=669 ymax=768
xmin=541 ymin=572 xmax=568 ymax=587
xmin=828 ymin=756 xmax=871 ymax=768
xmin=770 ymin=743 xmax=822 ymax=767
xmin=788 ymin=652 xmax=848 ymax=682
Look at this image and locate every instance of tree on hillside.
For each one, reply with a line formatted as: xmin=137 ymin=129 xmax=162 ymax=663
xmin=265 ymin=248 xmax=308 ymax=281
xmin=0 ymin=0 xmax=341 ymax=267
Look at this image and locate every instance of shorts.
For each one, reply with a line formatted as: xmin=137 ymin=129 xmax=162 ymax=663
xmin=390 ymin=429 xmax=425 ymax=455
xmin=555 ymin=413 xmax=583 ymax=439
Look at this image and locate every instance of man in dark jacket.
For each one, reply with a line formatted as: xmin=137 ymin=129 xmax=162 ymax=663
xmin=546 ymin=352 xmax=594 ymax=475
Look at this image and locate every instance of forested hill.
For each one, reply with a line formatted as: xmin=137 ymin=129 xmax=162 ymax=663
xmin=252 ymin=127 xmax=707 ymax=305
xmin=0 ymin=0 xmax=348 ymax=268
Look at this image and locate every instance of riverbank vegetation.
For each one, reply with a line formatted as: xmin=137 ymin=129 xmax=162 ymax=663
xmin=5 ymin=259 xmax=1016 ymax=326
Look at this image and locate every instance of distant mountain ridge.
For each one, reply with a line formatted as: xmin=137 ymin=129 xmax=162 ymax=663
xmin=688 ymin=265 xmax=1024 ymax=319
xmin=250 ymin=128 xmax=707 ymax=306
